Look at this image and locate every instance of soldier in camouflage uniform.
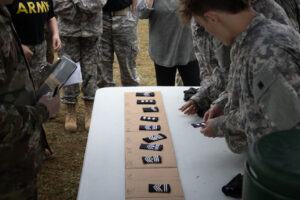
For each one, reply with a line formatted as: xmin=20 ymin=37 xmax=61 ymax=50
xmin=179 ymin=0 xmax=300 ymax=153
xmin=180 ymin=0 xmax=292 ymax=119
xmin=54 ymin=0 xmax=106 ymax=131
xmin=0 ymin=3 xmax=60 ymax=199
xmin=98 ymin=0 xmax=140 ymax=87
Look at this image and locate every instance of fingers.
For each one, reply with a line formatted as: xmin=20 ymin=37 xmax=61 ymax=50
xmin=179 ymin=101 xmax=197 ymax=115
xmin=28 ymin=49 xmax=34 ymax=57
xmin=22 ymin=44 xmax=33 ymax=59
xmin=179 ymin=104 xmax=189 ymax=111
xmin=208 ymin=109 xmax=214 ymax=120
xmin=179 ymin=101 xmax=192 ymax=112
xmin=203 ymin=110 xmax=209 ymax=121
xmin=200 ymin=124 xmax=216 ymax=138
xmin=52 ymin=38 xmax=61 ymax=52
xmin=184 ymin=106 xmax=197 ymax=115
xmin=25 ymin=48 xmax=33 ymax=59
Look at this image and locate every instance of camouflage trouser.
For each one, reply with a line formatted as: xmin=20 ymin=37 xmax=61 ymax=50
xmin=98 ymin=10 xmax=140 ymax=87
xmin=59 ymin=36 xmax=100 ymax=104
xmin=45 ymin=26 xmax=54 ymax=63
xmin=27 ymin=41 xmax=47 ymax=87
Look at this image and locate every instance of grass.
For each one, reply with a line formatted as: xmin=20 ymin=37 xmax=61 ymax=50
xmin=37 ymin=20 xmax=155 ymax=200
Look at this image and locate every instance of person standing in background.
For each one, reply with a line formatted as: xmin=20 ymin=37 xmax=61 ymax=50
xmin=98 ymin=0 xmax=140 ymax=87
xmin=54 ymin=0 xmax=106 ymax=132
xmin=7 ymin=0 xmax=61 ymax=86
xmin=136 ymin=0 xmax=200 ymax=86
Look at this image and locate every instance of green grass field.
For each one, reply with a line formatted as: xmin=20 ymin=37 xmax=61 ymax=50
xmin=38 ymin=20 xmax=155 ymax=200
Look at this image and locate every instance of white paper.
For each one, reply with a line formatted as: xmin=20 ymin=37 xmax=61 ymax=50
xmin=64 ymin=62 xmax=83 ymax=87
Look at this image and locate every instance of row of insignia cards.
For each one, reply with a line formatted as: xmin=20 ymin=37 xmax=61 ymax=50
xmin=136 ymin=92 xmax=171 ymax=193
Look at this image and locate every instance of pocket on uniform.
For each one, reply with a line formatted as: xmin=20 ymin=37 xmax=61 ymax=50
xmin=54 ymin=0 xmax=77 ymax=21
xmin=253 ymin=67 xmax=300 ymax=130
xmin=130 ymin=42 xmax=139 ymax=60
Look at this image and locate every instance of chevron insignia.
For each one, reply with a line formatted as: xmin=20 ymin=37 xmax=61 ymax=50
xmin=139 ymin=125 xmax=161 ymax=131
xmin=142 ymin=155 xmax=162 ymax=164
xmin=139 ymin=144 xmax=163 ymax=151
xmin=143 ymin=133 xmax=167 ymax=143
xmin=149 ymin=184 xmax=171 ymax=193
xmin=150 ymin=106 xmax=158 ymax=112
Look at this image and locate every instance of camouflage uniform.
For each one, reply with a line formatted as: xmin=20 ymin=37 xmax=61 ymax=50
xmin=212 ymin=14 xmax=300 ymax=153
xmin=0 ymin=7 xmax=49 ymax=200
xmin=27 ymin=40 xmax=47 ymax=87
xmin=98 ymin=9 xmax=140 ymax=87
xmin=54 ymin=0 xmax=105 ymax=104
xmin=190 ymin=0 xmax=293 ymax=152
xmin=274 ymin=0 xmax=300 ymax=32
xmin=190 ymin=0 xmax=293 ymax=114
xmin=212 ymin=0 xmax=293 ymax=109
xmin=190 ymin=21 xmax=226 ymax=113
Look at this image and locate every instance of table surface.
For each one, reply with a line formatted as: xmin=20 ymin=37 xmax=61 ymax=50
xmin=77 ymin=87 xmax=246 ymax=200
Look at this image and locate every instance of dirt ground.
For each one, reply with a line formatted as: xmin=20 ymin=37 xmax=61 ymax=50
xmin=37 ymin=20 xmax=155 ymax=200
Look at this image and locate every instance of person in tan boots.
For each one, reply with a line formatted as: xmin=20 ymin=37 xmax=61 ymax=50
xmin=54 ymin=0 xmax=105 ymax=132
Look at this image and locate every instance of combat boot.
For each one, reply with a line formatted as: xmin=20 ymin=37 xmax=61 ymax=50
xmin=84 ymin=100 xmax=94 ymax=131
xmin=65 ymin=104 xmax=77 ymax=132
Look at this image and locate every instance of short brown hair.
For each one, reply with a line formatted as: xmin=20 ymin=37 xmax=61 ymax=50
xmin=178 ymin=0 xmax=250 ymax=24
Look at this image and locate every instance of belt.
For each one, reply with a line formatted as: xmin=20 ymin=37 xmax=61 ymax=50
xmin=103 ymin=6 xmax=130 ymax=16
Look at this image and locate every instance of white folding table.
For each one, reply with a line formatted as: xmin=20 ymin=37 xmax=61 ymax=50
xmin=77 ymin=86 xmax=246 ymax=200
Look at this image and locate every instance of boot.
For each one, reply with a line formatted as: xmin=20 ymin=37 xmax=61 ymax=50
xmin=65 ymin=104 xmax=77 ymax=132
xmin=84 ymin=101 xmax=94 ymax=131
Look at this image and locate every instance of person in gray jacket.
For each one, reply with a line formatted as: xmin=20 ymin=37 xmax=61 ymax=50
xmin=136 ymin=0 xmax=200 ymax=86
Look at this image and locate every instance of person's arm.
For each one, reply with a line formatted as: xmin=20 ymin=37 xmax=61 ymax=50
xmin=21 ymin=44 xmax=34 ymax=60
xmin=211 ymin=91 xmax=228 ymax=110
xmin=132 ymin=0 xmax=137 ymax=15
xmin=0 ymin=103 xmax=49 ymax=142
xmin=135 ymin=0 xmax=154 ymax=19
xmin=200 ymin=116 xmax=248 ymax=153
xmin=0 ymin=58 xmax=49 ymax=139
xmin=48 ymin=17 xmax=61 ymax=53
xmin=251 ymin=46 xmax=300 ymax=131
xmin=0 ymin=92 xmax=61 ymax=141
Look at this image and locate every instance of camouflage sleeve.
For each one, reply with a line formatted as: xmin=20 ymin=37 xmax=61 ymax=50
xmin=212 ymin=91 xmax=228 ymax=109
xmin=0 ymin=103 xmax=49 ymax=143
xmin=191 ymin=21 xmax=210 ymax=80
xmin=136 ymin=0 xmax=154 ymax=19
xmin=190 ymin=21 xmax=228 ymax=111
xmin=0 ymin=61 xmax=49 ymax=143
xmin=251 ymin=44 xmax=300 ymax=131
xmin=191 ymin=67 xmax=227 ymax=111
xmin=190 ymin=79 xmax=214 ymax=112
xmin=209 ymin=39 xmax=230 ymax=109
xmin=297 ymin=0 xmax=300 ymax=31
xmin=212 ymin=112 xmax=248 ymax=154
